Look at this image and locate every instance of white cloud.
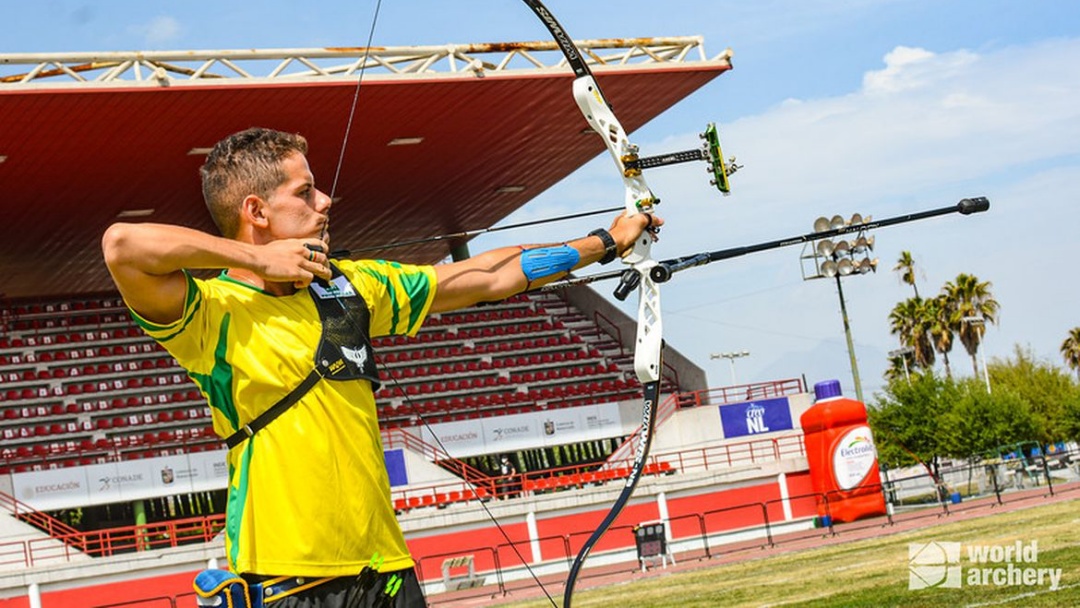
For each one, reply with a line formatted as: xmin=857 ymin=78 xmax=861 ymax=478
xmin=128 ymin=15 xmax=182 ymax=49
xmin=862 ymin=46 xmax=974 ymax=95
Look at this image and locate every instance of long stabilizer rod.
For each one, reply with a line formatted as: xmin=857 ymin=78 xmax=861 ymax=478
xmin=540 ymin=197 xmax=990 ymax=292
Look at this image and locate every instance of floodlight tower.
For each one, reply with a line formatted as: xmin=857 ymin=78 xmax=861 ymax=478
xmin=800 ymin=213 xmax=879 ymax=403
xmin=710 ymin=350 xmax=750 ymax=386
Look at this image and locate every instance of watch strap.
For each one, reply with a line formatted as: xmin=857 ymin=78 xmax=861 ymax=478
xmin=588 ymin=228 xmax=618 ymax=265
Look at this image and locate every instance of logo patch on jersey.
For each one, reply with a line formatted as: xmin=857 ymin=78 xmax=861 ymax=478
xmin=342 ymin=345 xmax=369 ymax=368
xmin=310 ymin=275 xmax=357 ymax=300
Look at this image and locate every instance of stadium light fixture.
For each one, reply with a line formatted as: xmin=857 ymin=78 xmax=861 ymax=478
xmin=888 ymin=346 xmax=915 ymax=384
xmin=798 ymin=210 xmax=879 ymax=403
xmin=710 ymin=350 xmax=750 ymax=386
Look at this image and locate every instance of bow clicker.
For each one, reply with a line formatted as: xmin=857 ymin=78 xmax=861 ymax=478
xmin=520 ymin=2 xmax=666 ymax=605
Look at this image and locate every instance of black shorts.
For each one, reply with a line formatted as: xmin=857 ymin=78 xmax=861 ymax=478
xmin=246 ymin=568 xmax=426 ymax=608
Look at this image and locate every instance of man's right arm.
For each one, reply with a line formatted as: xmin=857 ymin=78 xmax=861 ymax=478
xmin=101 ymin=223 xmax=329 ymax=325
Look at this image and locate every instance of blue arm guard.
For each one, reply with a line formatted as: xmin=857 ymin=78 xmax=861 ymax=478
xmin=520 ymin=245 xmax=581 ymax=281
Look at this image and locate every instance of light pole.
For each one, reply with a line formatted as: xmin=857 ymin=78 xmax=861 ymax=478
xmin=710 ymin=351 xmax=750 ymax=386
xmin=961 ymin=315 xmax=991 ymax=393
xmin=888 ymin=346 xmax=915 ymax=385
xmin=800 ymin=213 xmax=878 ymax=404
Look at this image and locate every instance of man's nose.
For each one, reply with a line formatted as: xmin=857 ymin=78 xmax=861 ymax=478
xmin=315 ymin=189 xmax=332 ymax=213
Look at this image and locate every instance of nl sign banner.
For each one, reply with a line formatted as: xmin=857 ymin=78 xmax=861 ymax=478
xmin=719 ymin=397 xmax=794 ymax=439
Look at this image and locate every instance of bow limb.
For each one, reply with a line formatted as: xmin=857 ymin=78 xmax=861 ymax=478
xmin=520 ymin=2 xmax=664 ymax=606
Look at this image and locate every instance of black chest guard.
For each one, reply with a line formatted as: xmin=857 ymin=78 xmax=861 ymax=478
xmin=225 ymin=263 xmax=381 ymax=449
xmin=309 ymin=264 xmax=380 ymax=388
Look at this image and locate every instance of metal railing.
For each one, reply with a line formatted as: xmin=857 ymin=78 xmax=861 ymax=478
xmin=675 ymin=378 xmax=805 ymax=408
xmin=0 ymin=512 xmax=225 ymax=569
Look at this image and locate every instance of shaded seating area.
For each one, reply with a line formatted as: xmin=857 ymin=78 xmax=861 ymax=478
xmin=1 ymin=291 xmax=680 ymax=472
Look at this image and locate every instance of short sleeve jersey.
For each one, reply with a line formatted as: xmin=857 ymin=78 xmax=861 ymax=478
xmin=132 ymin=259 xmax=436 ymax=577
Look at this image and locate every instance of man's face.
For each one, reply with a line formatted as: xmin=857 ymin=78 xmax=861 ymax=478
xmin=263 ymin=151 xmax=332 ymax=243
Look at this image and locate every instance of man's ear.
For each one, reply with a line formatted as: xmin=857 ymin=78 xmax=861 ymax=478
xmin=241 ymin=194 xmax=269 ymax=229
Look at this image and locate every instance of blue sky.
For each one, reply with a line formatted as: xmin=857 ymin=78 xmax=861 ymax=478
xmin=7 ymin=1 xmax=1080 ymax=399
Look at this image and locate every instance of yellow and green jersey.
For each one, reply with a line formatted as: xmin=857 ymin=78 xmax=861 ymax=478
xmin=132 ymin=259 xmax=436 ymax=577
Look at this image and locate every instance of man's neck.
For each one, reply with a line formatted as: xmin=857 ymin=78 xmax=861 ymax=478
xmin=226 ymin=269 xmax=299 ymax=297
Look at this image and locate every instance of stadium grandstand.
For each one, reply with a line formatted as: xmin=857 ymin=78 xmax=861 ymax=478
xmin=0 ymin=37 xmax=826 ymax=607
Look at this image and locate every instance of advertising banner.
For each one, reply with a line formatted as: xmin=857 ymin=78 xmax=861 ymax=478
xmin=719 ymin=397 xmax=794 ymax=439
xmin=11 ymin=467 xmax=88 ymax=511
xmin=13 ymin=447 xmax=415 ymax=509
xmin=12 ymin=449 xmax=231 ymax=511
xmin=420 ymin=402 xmax=626 ymax=458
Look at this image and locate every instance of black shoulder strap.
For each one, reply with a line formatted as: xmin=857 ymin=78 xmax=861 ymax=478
xmin=225 ymin=264 xmax=379 ymax=450
xmin=225 ymin=368 xmax=322 ymax=449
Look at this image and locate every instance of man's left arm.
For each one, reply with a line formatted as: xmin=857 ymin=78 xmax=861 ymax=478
xmin=430 ymin=212 xmax=659 ymax=313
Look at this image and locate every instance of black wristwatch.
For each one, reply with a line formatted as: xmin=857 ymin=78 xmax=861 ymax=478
xmin=588 ymin=228 xmax=618 ymax=265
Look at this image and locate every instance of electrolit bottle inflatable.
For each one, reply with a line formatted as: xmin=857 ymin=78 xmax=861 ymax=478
xmin=799 ymin=379 xmax=886 ymax=524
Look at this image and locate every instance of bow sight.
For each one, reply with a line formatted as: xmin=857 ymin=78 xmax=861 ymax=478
xmin=620 ymin=122 xmax=740 ymax=194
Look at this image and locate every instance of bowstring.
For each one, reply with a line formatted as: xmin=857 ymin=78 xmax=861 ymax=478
xmin=327 ymin=0 xmax=384 ymax=210
xmin=324 ymin=2 xmax=557 ymax=604
xmin=377 ymin=358 xmax=559 ymax=607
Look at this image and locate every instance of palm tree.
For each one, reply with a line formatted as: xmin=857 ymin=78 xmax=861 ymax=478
xmin=942 ymin=273 xmax=999 ymax=377
xmin=888 ymin=297 xmax=935 ymax=369
xmin=1062 ymin=327 xmax=1080 ymax=382
xmin=893 ymin=251 xmax=920 ymax=299
xmin=926 ymin=294 xmax=954 ymax=378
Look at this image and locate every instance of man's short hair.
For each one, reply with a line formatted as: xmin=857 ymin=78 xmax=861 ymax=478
xmin=200 ymin=127 xmax=309 ymax=238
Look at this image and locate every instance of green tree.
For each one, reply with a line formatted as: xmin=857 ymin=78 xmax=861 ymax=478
xmin=942 ymin=273 xmax=999 ymax=377
xmin=888 ymin=297 xmax=934 ymax=369
xmin=874 ymin=348 xmax=1080 ymax=466
xmin=936 ymin=382 xmax=1040 ymax=459
xmin=893 ymin=250 xmax=920 ymax=299
xmin=1061 ymin=327 xmax=1080 ymax=382
xmin=1062 ymin=398 xmax=1080 ymax=442
xmin=869 ymin=372 xmax=960 ymax=470
xmin=988 ymin=345 xmax=1080 ymax=442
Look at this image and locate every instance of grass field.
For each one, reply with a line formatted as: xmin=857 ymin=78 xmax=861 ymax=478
xmin=493 ymin=499 xmax=1080 ymax=608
